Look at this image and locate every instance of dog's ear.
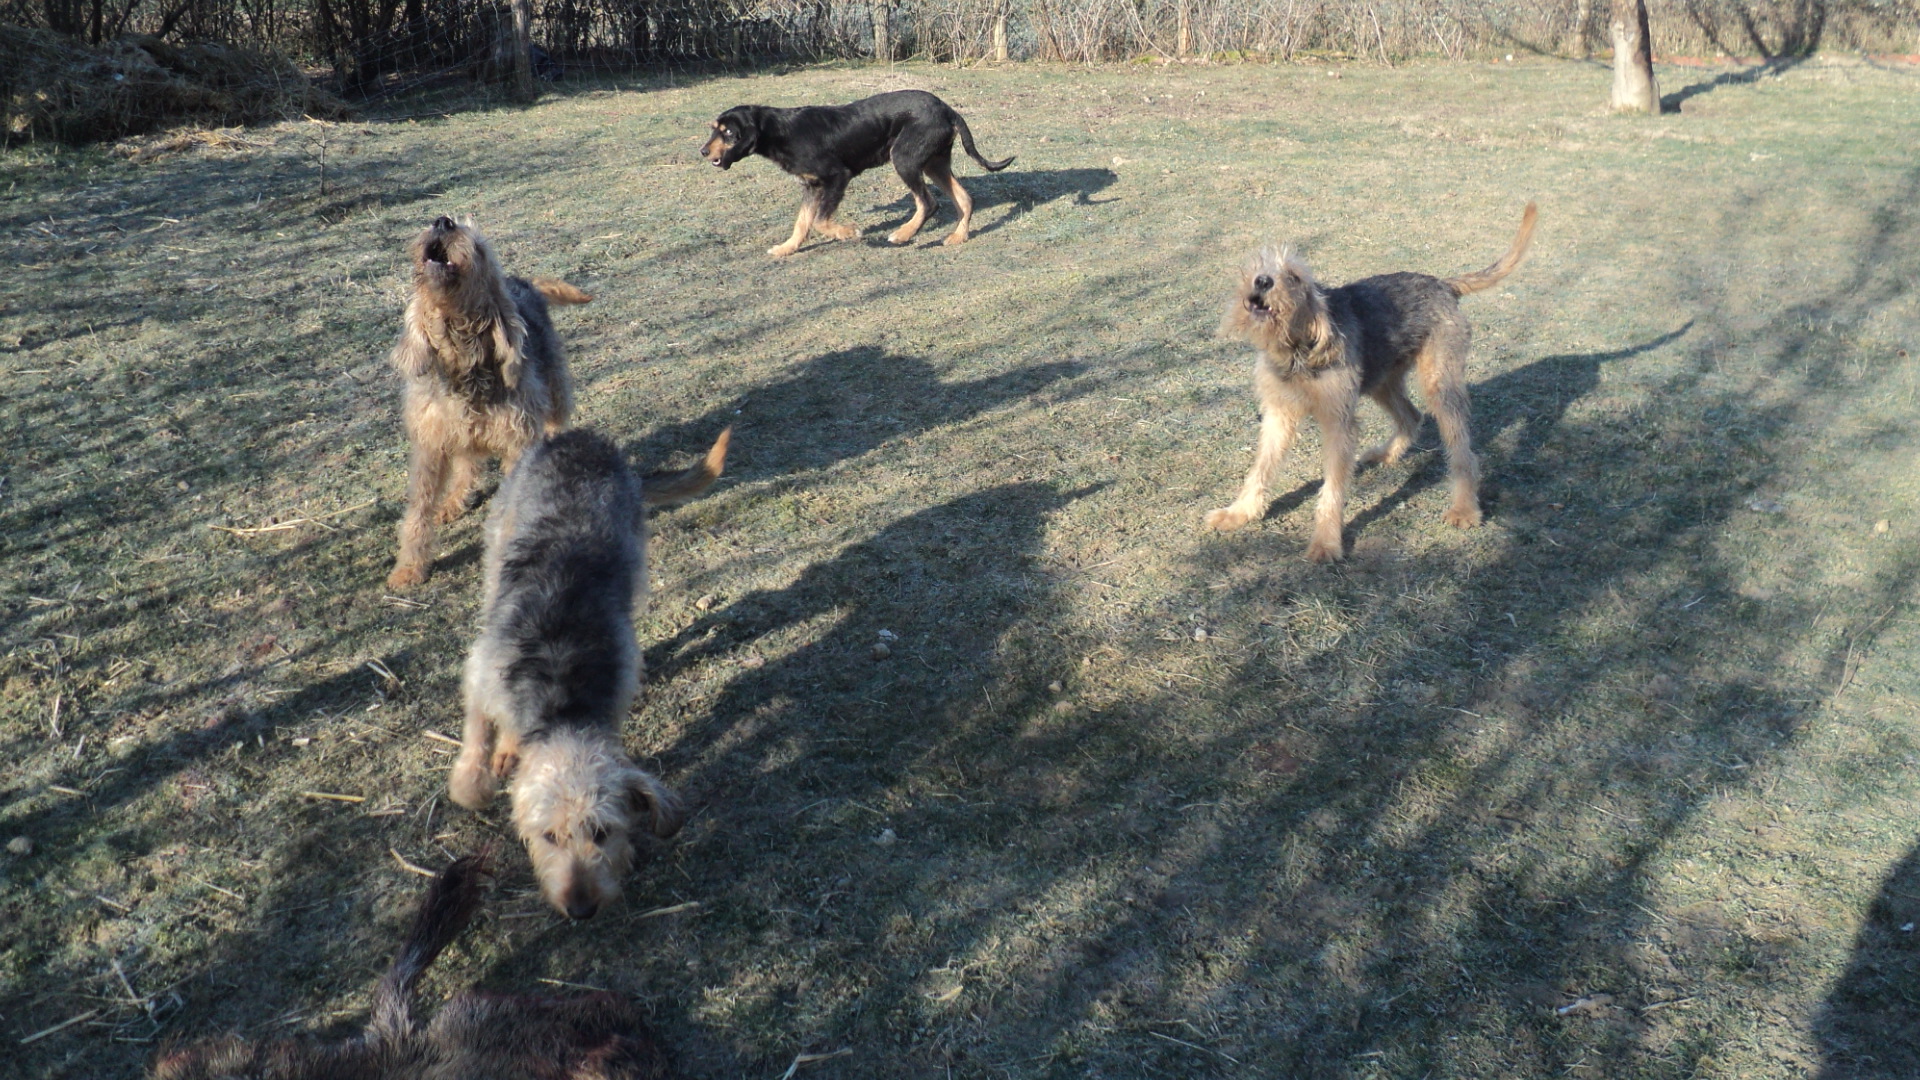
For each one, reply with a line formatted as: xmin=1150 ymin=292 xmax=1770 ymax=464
xmin=624 ymin=769 xmax=685 ymax=839
xmin=1290 ymin=277 xmax=1341 ymax=369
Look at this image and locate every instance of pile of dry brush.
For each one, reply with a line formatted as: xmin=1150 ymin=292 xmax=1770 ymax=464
xmin=1 ymin=25 xmax=349 ymax=144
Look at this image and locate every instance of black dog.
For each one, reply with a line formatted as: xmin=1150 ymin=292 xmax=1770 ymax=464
xmin=701 ymin=89 xmax=1014 ymax=257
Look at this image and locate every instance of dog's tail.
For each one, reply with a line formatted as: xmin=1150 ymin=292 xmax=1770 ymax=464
xmin=951 ymin=111 xmax=1014 ymax=172
xmin=532 ymin=278 xmax=594 ymax=305
xmin=1444 ymin=202 xmax=1538 ymax=297
xmin=643 ymin=426 xmax=731 ymax=507
xmin=368 ymin=854 xmax=488 ymax=1046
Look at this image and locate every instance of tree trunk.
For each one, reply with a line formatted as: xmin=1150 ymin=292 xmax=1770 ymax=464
xmin=992 ymin=12 xmax=1008 ymax=62
xmin=510 ymin=0 xmax=536 ymax=101
xmin=872 ymin=0 xmax=891 ymax=63
xmin=1574 ymin=0 xmax=1593 ymax=58
xmin=1177 ymin=3 xmax=1192 ymax=57
xmin=1609 ymin=0 xmax=1659 ymax=114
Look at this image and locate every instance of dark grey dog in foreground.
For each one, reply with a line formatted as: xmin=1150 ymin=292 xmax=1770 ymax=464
xmin=449 ymin=428 xmax=728 ymax=919
xmin=151 ymin=855 xmax=671 ymax=1079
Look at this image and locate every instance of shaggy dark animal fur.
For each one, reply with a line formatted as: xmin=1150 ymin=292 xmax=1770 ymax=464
xmin=150 ymin=855 xmax=671 ymax=1080
xmin=701 ymin=88 xmax=1014 ymax=256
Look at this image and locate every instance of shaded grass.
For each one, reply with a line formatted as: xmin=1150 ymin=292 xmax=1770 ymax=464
xmin=3 ymin=55 xmax=1919 ymax=1079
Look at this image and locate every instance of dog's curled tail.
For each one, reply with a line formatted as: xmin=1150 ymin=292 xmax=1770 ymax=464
xmin=1444 ymin=202 xmax=1538 ymax=297
xmin=532 ymin=278 xmax=595 ymax=305
xmin=368 ymin=854 xmax=488 ymax=1046
xmin=643 ymin=426 xmax=732 ymax=507
xmin=951 ymin=112 xmax=1014 ymax=172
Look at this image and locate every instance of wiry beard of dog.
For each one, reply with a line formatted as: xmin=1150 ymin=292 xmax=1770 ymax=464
xmin=1223 ymin=247 xmax=1344 ymax=374
xmin=510 ymin=731 xmax=638 ymax=921
xmin=405 ymin=217 xmax=524 ymax=384
xmin=508 ymin=729 xmax=682 ymax=920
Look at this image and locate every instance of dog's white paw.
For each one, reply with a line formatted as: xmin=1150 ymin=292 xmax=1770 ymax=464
xmin=1204 ymin=507 xmax=1251 ymax=532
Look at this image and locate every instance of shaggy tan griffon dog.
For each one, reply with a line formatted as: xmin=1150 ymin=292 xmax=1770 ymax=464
xmin=1207 ymin=203 xmax=1537 ymax=561
xmin=386 ymin=215 xmax=591 ymax=590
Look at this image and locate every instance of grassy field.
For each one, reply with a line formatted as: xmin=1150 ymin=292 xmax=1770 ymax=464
xmin=3 ymin=53 xmax=1919 ymax=1079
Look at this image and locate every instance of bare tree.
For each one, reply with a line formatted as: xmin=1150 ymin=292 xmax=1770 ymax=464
xmin=509 ymin=0 xmax=534 ymax=101
xmin=1609 ymin=0 xmax=1659 ymax=113
xmin=872 ymin=0 xmax=892 ymax=61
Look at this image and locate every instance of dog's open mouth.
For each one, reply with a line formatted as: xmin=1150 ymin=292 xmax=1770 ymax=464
xmin=1246 ymin=295 xmax=1272 ymax=317
xmin=424 ymin=239 xmax=449 ymax=266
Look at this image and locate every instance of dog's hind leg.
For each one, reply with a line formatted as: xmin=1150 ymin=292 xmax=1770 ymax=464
xmin=770 ymin=189 xmax=821 ymax=258
xmin=925 ymin=157 xmax=974 ymax=246
xmin=1420 ymin=333 xmax=1482 ymax=528
xmin=389 ymin=443 xmax=450 ymax=589
xmin=889 ymin=157 xmax=936 ymax=244
xmin=1360 ymin=372 xmax=1423 ymax=466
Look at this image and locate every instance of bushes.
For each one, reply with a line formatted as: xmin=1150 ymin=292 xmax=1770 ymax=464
xmin=1 ymin=24 xmax=348 ymax=143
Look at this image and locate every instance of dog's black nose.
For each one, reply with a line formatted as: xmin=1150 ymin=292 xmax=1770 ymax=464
xmin=1254 ymin=274 xmax=1273 ymax=292
xmin=565 ymin=897 xmax=598 ymax=920
xmin=432 ymin=215 xmax=456 ymax=232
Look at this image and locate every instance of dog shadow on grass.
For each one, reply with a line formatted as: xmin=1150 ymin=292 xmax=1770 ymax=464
xmin=1818 ymin=840 xmax=1920 ymax=1079
xmin=861 ymin=166 xmax=1120 ymax=244
xmin=1335 ymin=321 xmax=1696 ymax=542
xmin=622 ymin=345 xmax=1089 ymax=482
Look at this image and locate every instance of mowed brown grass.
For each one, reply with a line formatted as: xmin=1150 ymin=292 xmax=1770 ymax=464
xmin=3 ymin=55 xmax=1919 ymax=1079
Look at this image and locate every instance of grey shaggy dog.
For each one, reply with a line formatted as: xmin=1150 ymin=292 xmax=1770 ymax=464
xmin=449 ymin=428 xmax=725 ymax=919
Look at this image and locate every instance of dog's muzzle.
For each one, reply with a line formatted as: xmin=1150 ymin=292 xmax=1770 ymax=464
xmin=1246 ymin=274 xmax=1274 ymax=317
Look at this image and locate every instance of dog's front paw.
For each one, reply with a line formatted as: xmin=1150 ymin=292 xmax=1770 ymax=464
xmin=434 ymin=500 xmax=471 ymax=525
xmin=1358 ymin=442 xmax=1403 ymax=466
xmin=449 ymin=758 xmax=496 ymax=809
xmin=1204 ymin=507 xmax=1251 ymax=532
xmin=887 ymin=228 xmax=915 ymax=245
xmin=387 ymin=563 xmax=430 ymax=590
xmin=767 ymin=244 xmax=799 ymax=258
xmin=1442 ymin=503 xmax=1483 ymax=529
xmin=821 ymin=222 xmax=859 ymax=241
xmin=1304 ymin=537 xmax=1346 ymax=563
xmin=941 ymin=231 xmax=969 ymax=247
xmin=490 ymin=747 xmax=520 ymax=779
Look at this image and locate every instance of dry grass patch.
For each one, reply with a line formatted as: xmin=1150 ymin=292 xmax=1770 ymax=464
xmin=3 ymin=55 xmax=1919 ymax=1079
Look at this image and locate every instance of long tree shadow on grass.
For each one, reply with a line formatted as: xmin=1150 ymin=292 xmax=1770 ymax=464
xmin=1818 ymin=839 xmax=1920 ymax=1079
xmin=527 ymin=169 xmax=1918 ymax=1078
xmin=846 ymin=371 xmax=1918 ymax=1076
xmin=624 ymin=346 xmax=1087 ymax=482
xmin=1662 ymin=56 xmax=1810 ymax=112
